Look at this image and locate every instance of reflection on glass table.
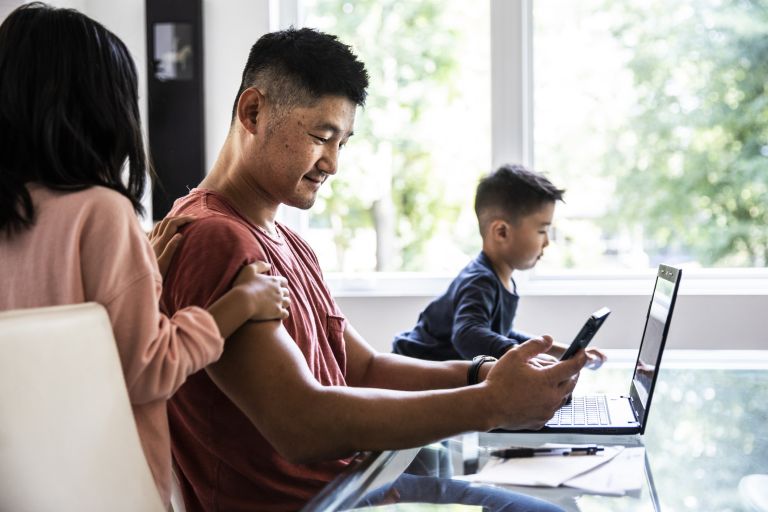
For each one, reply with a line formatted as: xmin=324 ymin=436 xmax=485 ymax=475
xmin=302 ymin=351 xmax=768 ymax=512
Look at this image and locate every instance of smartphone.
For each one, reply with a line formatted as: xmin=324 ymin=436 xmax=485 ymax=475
xmin=560 ymin=307 xmax=611 ymax=361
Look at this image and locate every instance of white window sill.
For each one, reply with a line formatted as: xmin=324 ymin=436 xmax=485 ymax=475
xmin=604 ymin=349 xmax=768 ymax=369
xmin=326 ymin=268 xmax=768 ymax=298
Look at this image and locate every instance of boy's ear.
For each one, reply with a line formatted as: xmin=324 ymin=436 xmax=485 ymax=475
xmin=237 ymin=87 xmax=265 ymax=134
xmin=489 ymin=219 xmax=510 ymax=241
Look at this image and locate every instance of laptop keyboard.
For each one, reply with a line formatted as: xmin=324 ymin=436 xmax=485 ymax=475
xmin=546 ymin=395 xmax=611 ymax=426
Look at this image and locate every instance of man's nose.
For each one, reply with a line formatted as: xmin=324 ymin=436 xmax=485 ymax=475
xmin=317 ymin=145 xmax=339 ymax=175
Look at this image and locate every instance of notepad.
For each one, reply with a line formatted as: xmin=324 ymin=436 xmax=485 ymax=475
xmin=458 ymin=443 xmax=645 ymax=496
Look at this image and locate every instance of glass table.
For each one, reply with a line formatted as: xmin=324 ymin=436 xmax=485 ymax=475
xmin=302 ymin=350 xmax=768 ymax=511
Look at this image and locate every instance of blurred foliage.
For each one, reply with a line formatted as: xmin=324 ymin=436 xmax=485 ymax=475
xmin=305 ymin=0 xmax=464 ymax=271
xmin=306 ymin=0 xmax=768 ymax=272
xmin=604 ymin=0 xmax=768 ymax=266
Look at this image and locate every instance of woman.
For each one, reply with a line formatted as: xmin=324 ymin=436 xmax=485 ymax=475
xmin=0 ymin=2 xmax=289 ymax=505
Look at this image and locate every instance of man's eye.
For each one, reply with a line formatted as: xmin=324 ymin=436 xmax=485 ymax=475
xmin=311 ymin=134 xmax=329 ymax=144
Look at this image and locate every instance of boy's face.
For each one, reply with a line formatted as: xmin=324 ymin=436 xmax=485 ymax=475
xmin=502 ymin=201 xmax=555 ymax=271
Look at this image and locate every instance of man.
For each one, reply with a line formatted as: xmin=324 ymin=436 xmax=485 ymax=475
xmin=161 ymin=27 xmax=587 ymax=511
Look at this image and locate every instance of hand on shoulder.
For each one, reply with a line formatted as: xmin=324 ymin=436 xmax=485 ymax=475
xmin=149 ymin=215 xmax=196 ymax=278
xmin=232 ymin=261 xmax=291 ymax=321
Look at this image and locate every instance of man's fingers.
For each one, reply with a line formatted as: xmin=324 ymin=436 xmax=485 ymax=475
xmin=545 ymin=350 xmax=588 ymax=382
xmin=510 ymin=335 xmax=554 ymax=360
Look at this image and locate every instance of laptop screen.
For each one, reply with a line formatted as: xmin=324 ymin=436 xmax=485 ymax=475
xmin=630 ymin=264 xmax=681 ymax=431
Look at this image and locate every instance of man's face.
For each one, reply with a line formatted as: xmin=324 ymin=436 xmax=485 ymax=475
xmin=503 ymin=201 xmax=555 ymax=270
xmin=252 ymin=95 xmax=356 ymax=210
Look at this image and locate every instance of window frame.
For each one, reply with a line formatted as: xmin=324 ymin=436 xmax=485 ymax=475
xmin=272 ymin=0 xmax=768 ymax=297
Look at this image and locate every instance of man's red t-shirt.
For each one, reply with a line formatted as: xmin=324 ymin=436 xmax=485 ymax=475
xmin=161 ymin=189 xmax=350 ymax=512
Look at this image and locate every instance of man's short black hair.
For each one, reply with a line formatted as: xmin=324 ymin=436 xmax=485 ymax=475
xmin=474 ymin=164 xmax=565 ymax=236
xmin=231 ymin=27 xmax=369 ymax=122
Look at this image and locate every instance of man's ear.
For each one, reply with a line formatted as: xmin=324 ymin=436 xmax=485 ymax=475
xmin=236 ymin=87 xmax=265 ymax=134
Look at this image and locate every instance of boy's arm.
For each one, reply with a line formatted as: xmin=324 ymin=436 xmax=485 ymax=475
xmin=452 ymin=275 xmax=521 ymax=358
xmin=205 ymin=320 xmax=586 ymax=464
xmin=506 ymin=327 xmax=537 ymax=344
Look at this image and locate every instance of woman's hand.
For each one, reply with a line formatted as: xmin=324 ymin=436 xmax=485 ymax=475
xmin=233 ymin=261 xmax=291 ymax=321
xmin=149 ymin=215 xmax=195 ymax=278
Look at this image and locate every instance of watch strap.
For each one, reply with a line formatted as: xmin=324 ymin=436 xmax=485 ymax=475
xmin=467 ymin=355 xmax=497 ymax=386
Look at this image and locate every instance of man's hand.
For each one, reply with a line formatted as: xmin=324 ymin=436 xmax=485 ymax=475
xmin=149 ymin=215 xmax=195 ymax=278
xmin=482 ymin=335 xmax=587 ymax=430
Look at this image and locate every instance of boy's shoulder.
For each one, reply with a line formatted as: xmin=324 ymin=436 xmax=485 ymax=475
xmin=448 ymin=253 xmax=501 ymax=288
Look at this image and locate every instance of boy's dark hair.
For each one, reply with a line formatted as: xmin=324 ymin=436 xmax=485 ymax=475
xmin=474 ymin=164 xmax=565 ymax=236
xmin=230 ymin=27 xmax=369 ymax=122
xmin=0 ymin=2 xmax=147 ymax=236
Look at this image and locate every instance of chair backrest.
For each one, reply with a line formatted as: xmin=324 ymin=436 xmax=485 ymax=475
xmin=0 ymin=303 xmax=166 ymax=512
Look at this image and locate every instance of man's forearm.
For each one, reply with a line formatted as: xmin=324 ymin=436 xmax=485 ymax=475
xmin=206 ymin=322 xmax=584 ymax=465
xmin=353 ymin=352 xmax=470 ymax=390
xmin=250 ymin=383 xmax=495 ymax=463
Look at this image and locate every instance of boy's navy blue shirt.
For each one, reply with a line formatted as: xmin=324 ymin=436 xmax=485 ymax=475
xmin=392 ymin=252 xmax=533 ymax=360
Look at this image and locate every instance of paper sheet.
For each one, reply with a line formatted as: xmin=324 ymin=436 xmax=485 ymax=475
xmin=458 ymin=444 xmax=646 ymax=496
xmin=563 ymin=446 xmax=645 ymax=496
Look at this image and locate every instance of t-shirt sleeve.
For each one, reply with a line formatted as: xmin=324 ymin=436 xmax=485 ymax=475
xmin=161 ymin=214 xmax=266 ymax=316
xmin=78 ymin=192 xmax=224 ymax=405
xmin=451 ymin=274 xmax=519 ymax=359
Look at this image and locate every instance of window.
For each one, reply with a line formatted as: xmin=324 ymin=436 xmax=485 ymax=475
xmin=296 ymin=0 xmax=491 ymax=273
xmin=286 ymin=0 xmax=768 ymax=278
xmin=533 ymin=0 xmax=768 ymax=271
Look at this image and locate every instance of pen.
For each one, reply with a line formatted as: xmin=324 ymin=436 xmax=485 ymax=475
xmin=490 ymin=445 xmax=604 ymax=458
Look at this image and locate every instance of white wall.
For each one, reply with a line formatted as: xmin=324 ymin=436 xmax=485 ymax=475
xmin=201 ymin=0 xmax=270 ymax=173
xmin=0 ymin=0 xmax=22 ymax=20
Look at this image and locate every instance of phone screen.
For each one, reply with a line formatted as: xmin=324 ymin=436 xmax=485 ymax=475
xmin=560 ymin=307 xmax=611 ymax=361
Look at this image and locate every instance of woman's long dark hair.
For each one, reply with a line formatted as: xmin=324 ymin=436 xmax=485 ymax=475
xmin=0 ymin=2 xmax=147 ymax=236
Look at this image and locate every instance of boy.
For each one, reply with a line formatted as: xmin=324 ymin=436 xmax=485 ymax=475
xmin=393 ymin=164 xmax=606 ymax=365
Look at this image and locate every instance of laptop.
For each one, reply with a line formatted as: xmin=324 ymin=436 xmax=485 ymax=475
xmin=522 ymin=263 xmax=682 ymax=435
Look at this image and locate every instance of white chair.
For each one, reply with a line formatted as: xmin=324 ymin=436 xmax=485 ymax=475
xmin=170 ymin=460 xmax=188 ymax=512
xmin=0 ymin=303 xmax=166 ymax=512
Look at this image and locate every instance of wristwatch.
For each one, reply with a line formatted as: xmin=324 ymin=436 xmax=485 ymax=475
xmin=467 ymin=355 xmax=497 ymax=386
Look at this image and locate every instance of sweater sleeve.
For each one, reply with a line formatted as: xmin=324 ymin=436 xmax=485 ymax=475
xmin=78 ymin=191 xmax=224 ymax=405
xmin=505 ymin=327 xmax=535 ymax=343
xmin=451 ymin=274 xmax=519 ymax=359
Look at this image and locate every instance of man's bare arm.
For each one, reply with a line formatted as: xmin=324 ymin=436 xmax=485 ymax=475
xmin=206 ymin=321 xmax=586 ymax=464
